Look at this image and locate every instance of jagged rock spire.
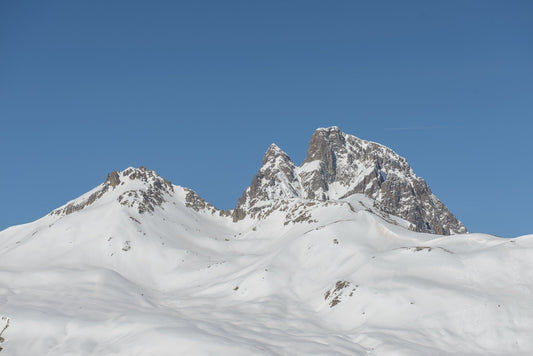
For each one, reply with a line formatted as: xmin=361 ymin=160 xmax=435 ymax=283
xmin=233 ymin=144 xmax=303 ymax=221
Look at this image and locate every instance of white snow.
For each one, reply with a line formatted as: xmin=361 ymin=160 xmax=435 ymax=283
xmin=298 ymin=160 xmax=321 ymax=173
xmin=0 ymin=169 xmax=532 ymax=355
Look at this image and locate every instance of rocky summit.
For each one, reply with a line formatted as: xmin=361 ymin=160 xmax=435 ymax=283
xmin=234 ymin=126 xmax=466 ymax=235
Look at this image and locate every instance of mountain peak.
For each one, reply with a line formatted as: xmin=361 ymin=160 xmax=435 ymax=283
xmin=267 ymin=142 xmax=282 ymax=151
xmin=51 ymin=166 xmax=175 ymax=216
xmin=262 ymin=143 xmax=291 ymax=166
xmin=235 ymin=127 xmax=466 ymax=235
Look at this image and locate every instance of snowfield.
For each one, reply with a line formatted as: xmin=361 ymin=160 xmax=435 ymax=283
xmin=1 ymin=168 xmax=532 ymax=355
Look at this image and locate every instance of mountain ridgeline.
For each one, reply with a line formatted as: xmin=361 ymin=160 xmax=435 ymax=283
xmin=234 ymin=127 xmax=466 ymax=235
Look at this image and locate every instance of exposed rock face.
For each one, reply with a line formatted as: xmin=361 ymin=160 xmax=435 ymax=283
xmin=235 ymin=127 xmax=466 ymax=235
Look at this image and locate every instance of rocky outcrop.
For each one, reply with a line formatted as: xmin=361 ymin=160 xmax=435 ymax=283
xmin=105 ymin=171 xmax=121 ymax=188
xmin=234 ymin=127 xmax=466 ymax=235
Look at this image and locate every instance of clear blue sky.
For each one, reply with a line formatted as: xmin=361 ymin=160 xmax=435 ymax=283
xmin=1 ymin=1 xmax=531 ymax=237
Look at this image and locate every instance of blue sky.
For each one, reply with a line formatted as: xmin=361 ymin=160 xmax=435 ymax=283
xmin=1 ymin=1 xmax=531 ymax=237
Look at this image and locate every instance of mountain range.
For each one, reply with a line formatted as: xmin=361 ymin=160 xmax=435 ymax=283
xmin=1 ymin=127 xmax=531 ymax=355
xmin=52 ymin=126 xmax=466 ymax=236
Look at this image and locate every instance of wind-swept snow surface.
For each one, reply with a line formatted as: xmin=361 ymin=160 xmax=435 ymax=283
xmin=1 ymin=167 xmax=532 ymax=355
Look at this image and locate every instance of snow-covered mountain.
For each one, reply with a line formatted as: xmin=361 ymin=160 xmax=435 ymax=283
xmin=235 ymin=126 xmax=466 ymax=235
xmin=1 ymin=130 xmax=532 ymax=355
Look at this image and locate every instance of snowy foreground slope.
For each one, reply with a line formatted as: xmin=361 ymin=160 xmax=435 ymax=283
xmin=1 ymin=168 xmax=532 ymax=355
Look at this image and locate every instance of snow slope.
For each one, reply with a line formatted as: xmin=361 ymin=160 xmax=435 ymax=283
xmin=0 ymin=167 xmax=532 ymax=355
